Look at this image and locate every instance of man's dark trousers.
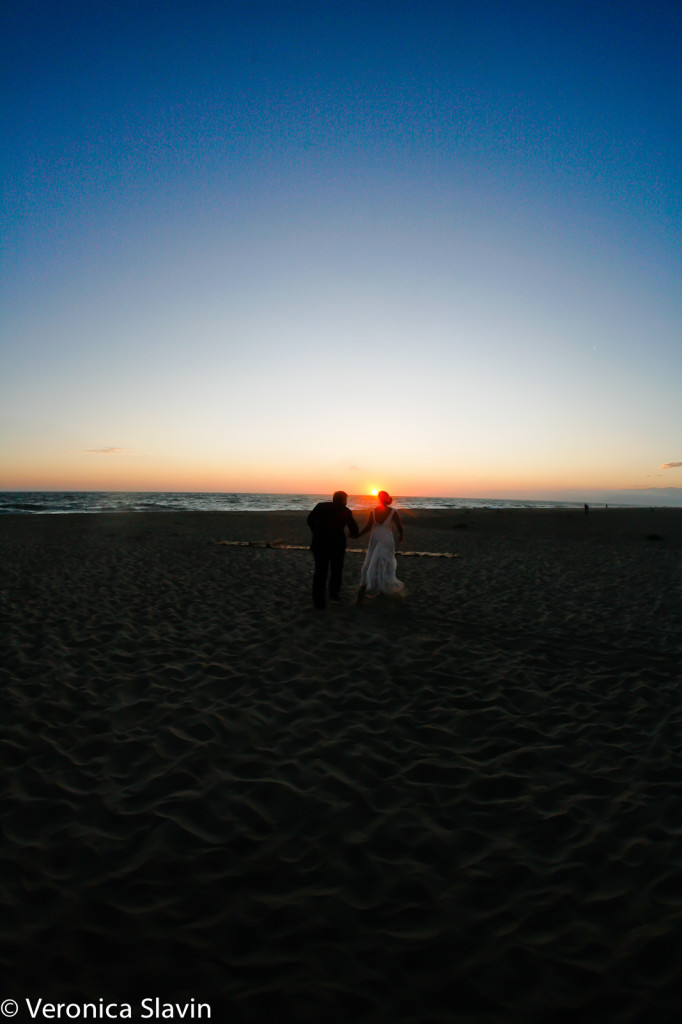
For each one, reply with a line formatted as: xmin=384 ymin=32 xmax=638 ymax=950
xmin=312 ymin=545 xmax=344 ymax=608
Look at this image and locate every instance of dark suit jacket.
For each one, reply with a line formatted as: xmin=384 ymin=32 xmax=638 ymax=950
xmin=307 ymin=502 xmax=359 ymax=551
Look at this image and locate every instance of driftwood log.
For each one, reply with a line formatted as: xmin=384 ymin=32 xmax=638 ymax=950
xmin=215 ymin=540 xmax=459 ymax=558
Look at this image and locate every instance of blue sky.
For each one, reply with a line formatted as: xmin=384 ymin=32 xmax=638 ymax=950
xmin=2 ymin=0 xmax=681 ymax=502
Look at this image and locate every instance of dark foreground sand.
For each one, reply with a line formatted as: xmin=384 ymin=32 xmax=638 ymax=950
xmin=1 ymin=508 xmax=681 ymax=1023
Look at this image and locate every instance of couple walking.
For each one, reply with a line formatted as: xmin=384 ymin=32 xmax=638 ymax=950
xmin=307 ymin=490 xmax=404 ymax=609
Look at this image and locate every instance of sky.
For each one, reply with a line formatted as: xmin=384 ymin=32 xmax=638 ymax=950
xmin=2 ymin=0 xmax=681 ymax=503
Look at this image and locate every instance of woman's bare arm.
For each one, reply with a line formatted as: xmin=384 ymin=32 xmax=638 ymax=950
xmin=357 ymin=510 xmax=374 ymax=537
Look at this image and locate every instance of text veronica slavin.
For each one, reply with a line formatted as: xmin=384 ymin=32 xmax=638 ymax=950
xmin=24 ymin=998 xmax=211 ymax=1019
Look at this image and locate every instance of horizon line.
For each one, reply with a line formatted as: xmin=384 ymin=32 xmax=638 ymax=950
xmin=1 ymin=487 xmax=680 ymax=499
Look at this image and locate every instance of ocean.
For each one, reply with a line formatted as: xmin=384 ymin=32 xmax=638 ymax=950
xmin=0 ymin=491 xmax=597 ymax=515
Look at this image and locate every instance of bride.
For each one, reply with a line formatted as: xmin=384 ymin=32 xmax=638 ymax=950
xmin=356 ymin=491 xmax=405 ymax=603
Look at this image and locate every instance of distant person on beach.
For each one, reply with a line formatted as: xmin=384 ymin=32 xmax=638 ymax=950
xmin=356 ymin=491 xmax=404 ymax=604
xmin=307 ymin=491 xmax=359 ymax=609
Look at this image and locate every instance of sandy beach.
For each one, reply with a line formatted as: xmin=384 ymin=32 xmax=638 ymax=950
xmin=1 ymin=507 xmax=681 ymax=1023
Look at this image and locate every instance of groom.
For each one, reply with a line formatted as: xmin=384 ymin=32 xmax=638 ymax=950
xmin=307 ymin=491 xmax=359 ymax=609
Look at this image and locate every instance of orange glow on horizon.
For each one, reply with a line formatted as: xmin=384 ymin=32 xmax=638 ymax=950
xmin=0 ymin=451 xmax=667 ymax=500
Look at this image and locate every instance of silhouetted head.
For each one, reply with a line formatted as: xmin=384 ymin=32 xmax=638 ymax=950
xmin=332 ymin=491 xmax=348 ymax=505
xmin=377 ymin=491 xmax=392 ymax=507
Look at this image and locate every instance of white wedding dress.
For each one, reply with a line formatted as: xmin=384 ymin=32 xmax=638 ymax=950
xmin=359 ymin=509 xmax=404 ymax=596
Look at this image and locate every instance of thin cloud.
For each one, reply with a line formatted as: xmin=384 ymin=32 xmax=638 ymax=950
xmin=84 ymin=447 xmax=138 ymax=455
xmin=633 ymin=485 xmax=682 ymax=492
xmin=660 ymin=462 xmax=682 ymax=469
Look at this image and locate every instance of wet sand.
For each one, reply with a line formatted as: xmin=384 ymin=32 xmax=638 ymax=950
xmin=1 ymin=508 xmax=681 ymax=1022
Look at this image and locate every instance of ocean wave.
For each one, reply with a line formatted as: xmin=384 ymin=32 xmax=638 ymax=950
xmin=0 ymin=491 xmax=597 ymax=515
